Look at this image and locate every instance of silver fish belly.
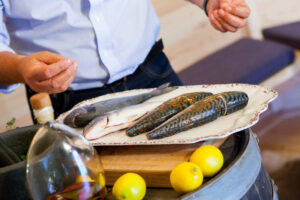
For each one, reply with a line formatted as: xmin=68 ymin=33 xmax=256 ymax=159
xmin=63 ymin=83 xmax=177 ymax=128
xmin=83 ymin=102 xmax=161 ymax=140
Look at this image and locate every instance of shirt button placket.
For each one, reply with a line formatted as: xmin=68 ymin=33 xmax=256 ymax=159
xmin=88 ymin=0 xmax=123 ymax=82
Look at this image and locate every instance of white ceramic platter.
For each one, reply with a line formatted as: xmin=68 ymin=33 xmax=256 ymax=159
xmin=56 ymin=84 xmax=277 ymax=146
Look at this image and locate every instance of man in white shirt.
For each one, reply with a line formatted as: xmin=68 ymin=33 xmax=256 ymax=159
xmin=0 ymin=0 xmax=250 ymax=118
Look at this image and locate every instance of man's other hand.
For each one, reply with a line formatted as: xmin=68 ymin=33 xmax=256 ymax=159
xmin=18 ymin=51 xmax=77 ymax=94
xmin=207 ymin=0 xmax=250 ymax=32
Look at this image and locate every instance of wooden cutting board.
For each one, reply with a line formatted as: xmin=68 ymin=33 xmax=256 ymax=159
xmin=97 ymin=137 xmax=227 ymax=188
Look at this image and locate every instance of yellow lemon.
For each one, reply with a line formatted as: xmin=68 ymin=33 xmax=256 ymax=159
xmin=96 ymin=172 xmax=106 ymax=187
xmin=75 ymin=174 xmax=95 ymax=183
xmin=190 ymin=145 xmax=224 ymax=177
xmin=112 ymin=173 xmax=146 ymax=200
xmin=170 ymin=162 xmax=203 ymax=194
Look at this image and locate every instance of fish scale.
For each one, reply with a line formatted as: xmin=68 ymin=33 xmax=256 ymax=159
xmin=126 ymin=92 xmax=213 ymax=136
xmin=146 ymin=91 xmax=249 ymax=140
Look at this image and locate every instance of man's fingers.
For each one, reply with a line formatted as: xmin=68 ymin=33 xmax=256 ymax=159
xmin=213 ymin=10 xmax=228 ymax=32
xmin=229 ymin=4 xmax=250 ymax=18
xmin=222 ymin=0 xmax=250 ymax=19
xmin=47 ymin=75 xmax=75 ymax=94
xmin=209 ymin=12 xmax=226 ymax=32
xmin=32 ymin=75 xmax=74 ymax=94
xmin=219 ymin=19 xmax=237 ymax=32
xmin=50 ymin=62 xmax=77 ymax=90
xmin=221 ymin=0 xmax=232 ymax=5
xmin=214 ymin=11 xmax=236 ymax=32
xmin=35 ymin=51 xmax=66 ymax=64
xmin=34 ymin=59 xmax=74 ymax=81
xmin=37 ymin=62 xmax=77 ymax=93
xmin=55 ymin=74 xmax=75 ymax=93
xmin=218 ymin=9 xmax=246 ymax=28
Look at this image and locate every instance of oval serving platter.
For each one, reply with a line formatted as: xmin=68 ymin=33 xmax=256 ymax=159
xmin=56 ymin=84 xmax=277 ymax=146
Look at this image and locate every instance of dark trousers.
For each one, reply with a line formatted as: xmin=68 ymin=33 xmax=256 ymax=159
xmin=26 ymin=41 xmax=183 ymax=121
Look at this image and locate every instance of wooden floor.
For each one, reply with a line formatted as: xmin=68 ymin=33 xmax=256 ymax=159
xmin=0 ymin=85 xmax=32 ymax=133
xmin=253 ymin=109 xmax=300 ymax=200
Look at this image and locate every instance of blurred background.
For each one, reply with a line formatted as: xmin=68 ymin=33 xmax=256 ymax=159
xmin=1 ymin=0 xmax=300 ymax=199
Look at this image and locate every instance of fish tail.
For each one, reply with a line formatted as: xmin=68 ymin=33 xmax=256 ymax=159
xmin=148 ymin=83 xmax=178 ymax=98
xmin=217 ymin=91 xmax=249 ymax=115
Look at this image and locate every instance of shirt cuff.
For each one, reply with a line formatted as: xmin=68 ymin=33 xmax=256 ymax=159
xmin=0 ymin=45 xmax=19 ymax=93
xmin=0 ymin=83 xmax=20 ymax=94
xmin=0 ymin=42 xmax=14 ymax=53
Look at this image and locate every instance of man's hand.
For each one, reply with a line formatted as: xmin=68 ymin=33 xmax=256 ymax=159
xmin=189 ymin=0 xmax=250 ymax=33
xmin=17 ymin=51 xmax=77 ymax=94
xmin=207 ymin=0 xmax=250 ymax=32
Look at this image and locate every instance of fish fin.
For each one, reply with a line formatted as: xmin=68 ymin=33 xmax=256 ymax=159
xmin=149 ymin=83 xmax=178 ymax=97
xmin=86 ymin=121 xmax=137 ymax=141
xmin=83 ymin=116 xmax=108 ymax=140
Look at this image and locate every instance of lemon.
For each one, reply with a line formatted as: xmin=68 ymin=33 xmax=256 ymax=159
xmin=190 ymin=145 xmax=224 ymax=177
xmin=96 ymin=172 xmax=106 ymax=187
xmin=112 ymin=172 xmax=146 ymax=200
xmin=170 ymin=162 xmax=203 ymax=194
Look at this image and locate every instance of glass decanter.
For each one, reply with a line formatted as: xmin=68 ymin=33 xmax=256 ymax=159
xmin=26 ymin=122 xmax=106 ymax=200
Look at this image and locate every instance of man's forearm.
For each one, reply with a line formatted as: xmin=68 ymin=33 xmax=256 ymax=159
xmin=0 ymin=51 xmax=25 ymax=85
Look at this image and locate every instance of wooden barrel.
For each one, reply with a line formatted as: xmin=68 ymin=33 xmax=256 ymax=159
xmin=180 ymin=129 xmax=278 ymax=200
xmin=103 ymin=129 xmax=278 ymax=200
xmin=0 ymin=126 xmax=277 ymax=200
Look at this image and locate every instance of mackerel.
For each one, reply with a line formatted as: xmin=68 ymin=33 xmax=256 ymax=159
xmin=146 ymin=91 xmax=249 ymax=140
xmin=126 ymin=92 xmax=213 ymax=137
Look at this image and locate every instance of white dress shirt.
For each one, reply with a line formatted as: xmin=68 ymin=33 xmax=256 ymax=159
xmin=0 ymin=0 xmax=160 ymax=92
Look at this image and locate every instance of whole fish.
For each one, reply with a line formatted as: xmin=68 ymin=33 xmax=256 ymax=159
xmin=146 ymin=91 xmax=249 ymax=140
xmin=126 ymin=92 xmax=213 ymax=137
xmin=83 ymin=102 xmax=161 ymax=140
xmin=63 ymin=83 xmax=177 ymax=128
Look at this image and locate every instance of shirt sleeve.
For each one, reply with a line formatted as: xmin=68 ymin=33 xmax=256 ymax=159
xmin=0 ymin=83 xmax=20 ymax=93
xmin=0 ymin=0 xmax=20 ymax=94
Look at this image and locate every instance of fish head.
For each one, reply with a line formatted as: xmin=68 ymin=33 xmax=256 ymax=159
xmin=63 ymin=108 xmax=89 ymax=128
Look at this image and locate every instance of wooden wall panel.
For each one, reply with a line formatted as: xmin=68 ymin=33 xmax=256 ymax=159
xmin=256 ymin=0 xmax=300 ymax=28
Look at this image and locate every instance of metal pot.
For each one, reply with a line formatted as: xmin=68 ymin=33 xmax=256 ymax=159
xmin=0 ymin=125 xmax=41 ymax=200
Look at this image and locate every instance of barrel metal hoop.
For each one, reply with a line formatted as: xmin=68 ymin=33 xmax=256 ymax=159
xmin=182 ymin=129 xmax=261 ymax=200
